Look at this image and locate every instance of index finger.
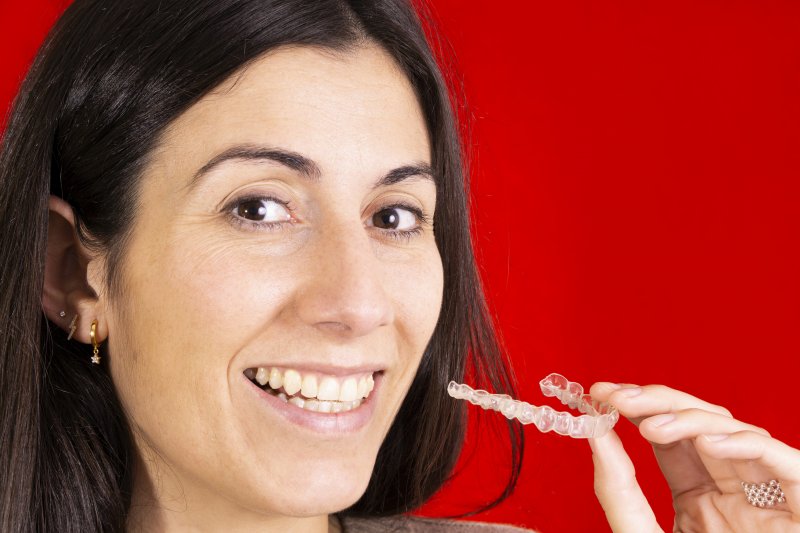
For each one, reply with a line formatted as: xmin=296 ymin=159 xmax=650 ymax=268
xmin=589 ymin=382 xmax=734 ymax=425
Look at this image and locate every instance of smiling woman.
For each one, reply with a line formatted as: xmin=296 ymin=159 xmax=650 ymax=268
xmin=0 ymin=1 xmax=527 ymax=532
xmin=106 ymin=43 xmax=451 ymax=525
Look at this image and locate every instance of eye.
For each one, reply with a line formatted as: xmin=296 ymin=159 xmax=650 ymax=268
xmin=234 ymin=197 xmax=291 ymax=222
xmin=368 ymin=205 xmax=418 ymax=231
xmin=367 ymin=203 xmax=431 ymax=243
xmin=225 ymin=195 xmax=294 ymax=231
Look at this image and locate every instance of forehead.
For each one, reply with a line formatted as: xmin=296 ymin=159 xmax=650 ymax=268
xmin=154 ymin=44 xmax=431 ymax=182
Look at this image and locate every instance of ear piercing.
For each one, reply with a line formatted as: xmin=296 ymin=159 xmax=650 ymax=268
xmin=90 ymin=320 xmax=101 ymax=365
xmin=67 ymin=314 xmax=78 ymax=340
xmin=60 ymin=311 xmax=102 ymax=365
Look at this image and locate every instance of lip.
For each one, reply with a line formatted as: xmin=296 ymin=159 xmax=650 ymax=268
xmin=241 ymin=363 xmax=386 ymax=378
xmin=242 ymin=371 xmax=383 ymax=434
xmin=241 ymin=363 xmax=385 ymax=378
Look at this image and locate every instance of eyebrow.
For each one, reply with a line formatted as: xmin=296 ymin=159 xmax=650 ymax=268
xmin=183 ymin=144 xmax=434 ymax=192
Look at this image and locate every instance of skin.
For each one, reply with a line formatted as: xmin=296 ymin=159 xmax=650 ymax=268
xmin=42 ymin=43 xmax=442 ymax=532
xmin=588 ymin=381 xmax=800 ymax=532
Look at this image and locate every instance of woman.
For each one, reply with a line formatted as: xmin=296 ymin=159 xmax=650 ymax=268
xmin=1 ymin=1 xmax=522 ymax=530
xmin=0 ymin=1 xmax=797 ymax=532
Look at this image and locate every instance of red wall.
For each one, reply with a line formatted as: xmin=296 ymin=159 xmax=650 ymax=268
xmin=3 ymin=2 xmax=799 ymax=531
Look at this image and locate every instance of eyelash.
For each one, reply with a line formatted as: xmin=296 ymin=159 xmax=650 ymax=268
xmin=223 ymin=194 xmax=431 ymax=243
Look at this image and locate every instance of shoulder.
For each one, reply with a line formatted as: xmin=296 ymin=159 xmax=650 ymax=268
xmin=340 ymin=515 xmax=538 ymax=533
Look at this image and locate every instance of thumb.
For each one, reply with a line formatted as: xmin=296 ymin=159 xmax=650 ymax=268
xmin=589 ymin=429 xmax=663 ymax=533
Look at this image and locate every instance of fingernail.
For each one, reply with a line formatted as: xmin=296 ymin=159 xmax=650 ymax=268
xmin=619 ymin=387 xmax=642 ymax=397
xmin=702 ymin=434 xmax=729 ymax=442
xmin=647 ymin=413 xmax=676 ymax=427
xmin=605 ymin=383 xmax=622 ymax=390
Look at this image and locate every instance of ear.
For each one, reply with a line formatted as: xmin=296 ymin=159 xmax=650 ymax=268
xmin=42 ymin=195 xmax=109 ymax=344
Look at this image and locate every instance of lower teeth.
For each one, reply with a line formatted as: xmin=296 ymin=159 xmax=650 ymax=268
xmin=260 ymin=384 xmax=363 ymax=413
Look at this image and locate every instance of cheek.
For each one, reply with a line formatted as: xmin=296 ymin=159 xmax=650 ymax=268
xmin=386 ymin=251 xmax=444 ymax=355
xmin=167 ymin=242 xmax=298 ymax=345
xmin=108 ymin=233 xmax=286 ymax=426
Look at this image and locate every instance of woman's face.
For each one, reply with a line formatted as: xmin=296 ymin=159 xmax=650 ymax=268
xmin=103 ymin=44 xmax=442 ymax=526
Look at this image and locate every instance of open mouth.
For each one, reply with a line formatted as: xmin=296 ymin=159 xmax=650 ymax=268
xmin=244 ymin=367 xmax=379 ymax=414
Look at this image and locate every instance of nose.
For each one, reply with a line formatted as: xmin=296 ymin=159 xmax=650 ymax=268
xmin=293 ymin=220 xmax=394 ymax=338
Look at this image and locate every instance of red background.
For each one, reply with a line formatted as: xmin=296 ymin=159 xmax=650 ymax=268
xmin=2 ymin=1 xmax=799 ymax=531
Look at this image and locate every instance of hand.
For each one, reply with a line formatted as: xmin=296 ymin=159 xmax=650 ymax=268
xmin=586 ymin=382 xmax=800 ymax=533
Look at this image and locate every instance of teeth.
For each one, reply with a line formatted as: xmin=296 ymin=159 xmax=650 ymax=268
xmin=317 ymin=377 xmax=340 ymax=401
xmin=255 ymin=367 xmax=269 ymax=386
xmin=246 ymin=366 xmax=375 ymax=402
xmin=301 ymin=374 xmax=318 ymax=398
xmin=339 ymin=378 xmax=358 ymax=402
xmin=258 ymin=386 xmax=365 ymax=413
xmin=247 ymin=366 xmax=376 ymax=413
xmin=282 ymin=370 xmax=302 ymax=396
xmin=268 ymin=368 xmax=282 ymax=389
xmin=294 ymin=399 xmax=361 ymax=414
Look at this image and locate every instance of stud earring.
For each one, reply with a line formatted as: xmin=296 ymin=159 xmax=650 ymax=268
xmin=67 ymin=314 xmax=79 ymax=341
xmin=59 ymin=310 xmax=66 ymax=318
xmin=90 ymin=319 xmax=101 ymax=365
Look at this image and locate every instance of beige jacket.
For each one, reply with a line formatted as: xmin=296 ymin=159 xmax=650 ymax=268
xmin=340 ymin=515 xmax=537 ymax=532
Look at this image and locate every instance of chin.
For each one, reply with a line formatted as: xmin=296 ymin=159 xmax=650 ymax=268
xmin=247 ymin=459 xmax=374 ymax=517
xmin=281 ymin=491 xmax=365 ymax=518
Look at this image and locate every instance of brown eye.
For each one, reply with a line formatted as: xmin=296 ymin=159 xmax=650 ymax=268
xmin=233 ymin=197 xmax=291 ymax=223
xmin=370 ymin=206 xmax=417 ymax=231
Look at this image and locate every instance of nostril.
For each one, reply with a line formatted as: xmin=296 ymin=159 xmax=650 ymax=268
xmin=317 ymin=322 xmax=351 ymax=333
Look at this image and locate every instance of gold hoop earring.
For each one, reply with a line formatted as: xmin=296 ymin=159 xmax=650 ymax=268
xmin=90 ymin=319 xmax=101 ymax=365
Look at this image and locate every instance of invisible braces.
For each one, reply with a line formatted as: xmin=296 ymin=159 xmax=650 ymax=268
xmin=447 ymin=373 xmax=619 ymax=439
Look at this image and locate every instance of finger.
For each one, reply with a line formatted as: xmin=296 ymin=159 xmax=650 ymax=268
xmin=641 ymin=409 xmax=770 ymax=442
xmin=588 ymin=429 xmax=663 ymax=533
xmin=589 ymin=382 xmax=636 ymax=401
xmin=590 ymin=382 xmax=734 ymax=424
xmin=640 ymin=408 xmax=772 ymax=495
xmin=696 ymin=430 xmax=800 ymax=515
xmin=589 ymin=382 xmax=633 ymax=401
xmin=593 ymin=383 xmax=741 ymax=502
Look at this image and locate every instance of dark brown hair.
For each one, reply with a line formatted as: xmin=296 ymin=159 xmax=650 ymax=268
xmin=0 ymin=0 xmax=523 ymax=531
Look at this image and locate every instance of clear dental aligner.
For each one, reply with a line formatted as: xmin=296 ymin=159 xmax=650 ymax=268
xmin=447 ymin=373 xmax=620 ymax=439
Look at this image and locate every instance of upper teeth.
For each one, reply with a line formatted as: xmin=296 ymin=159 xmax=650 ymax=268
xmin=247 ymin=367 xmax=375 ymax=402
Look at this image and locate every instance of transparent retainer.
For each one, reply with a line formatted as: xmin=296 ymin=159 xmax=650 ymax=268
xmin=447 ymin=373 xmax=620 ymax=439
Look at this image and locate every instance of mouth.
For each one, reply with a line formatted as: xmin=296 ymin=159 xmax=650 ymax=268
xmin=244 ymin=366 xmax=381 ymax=417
